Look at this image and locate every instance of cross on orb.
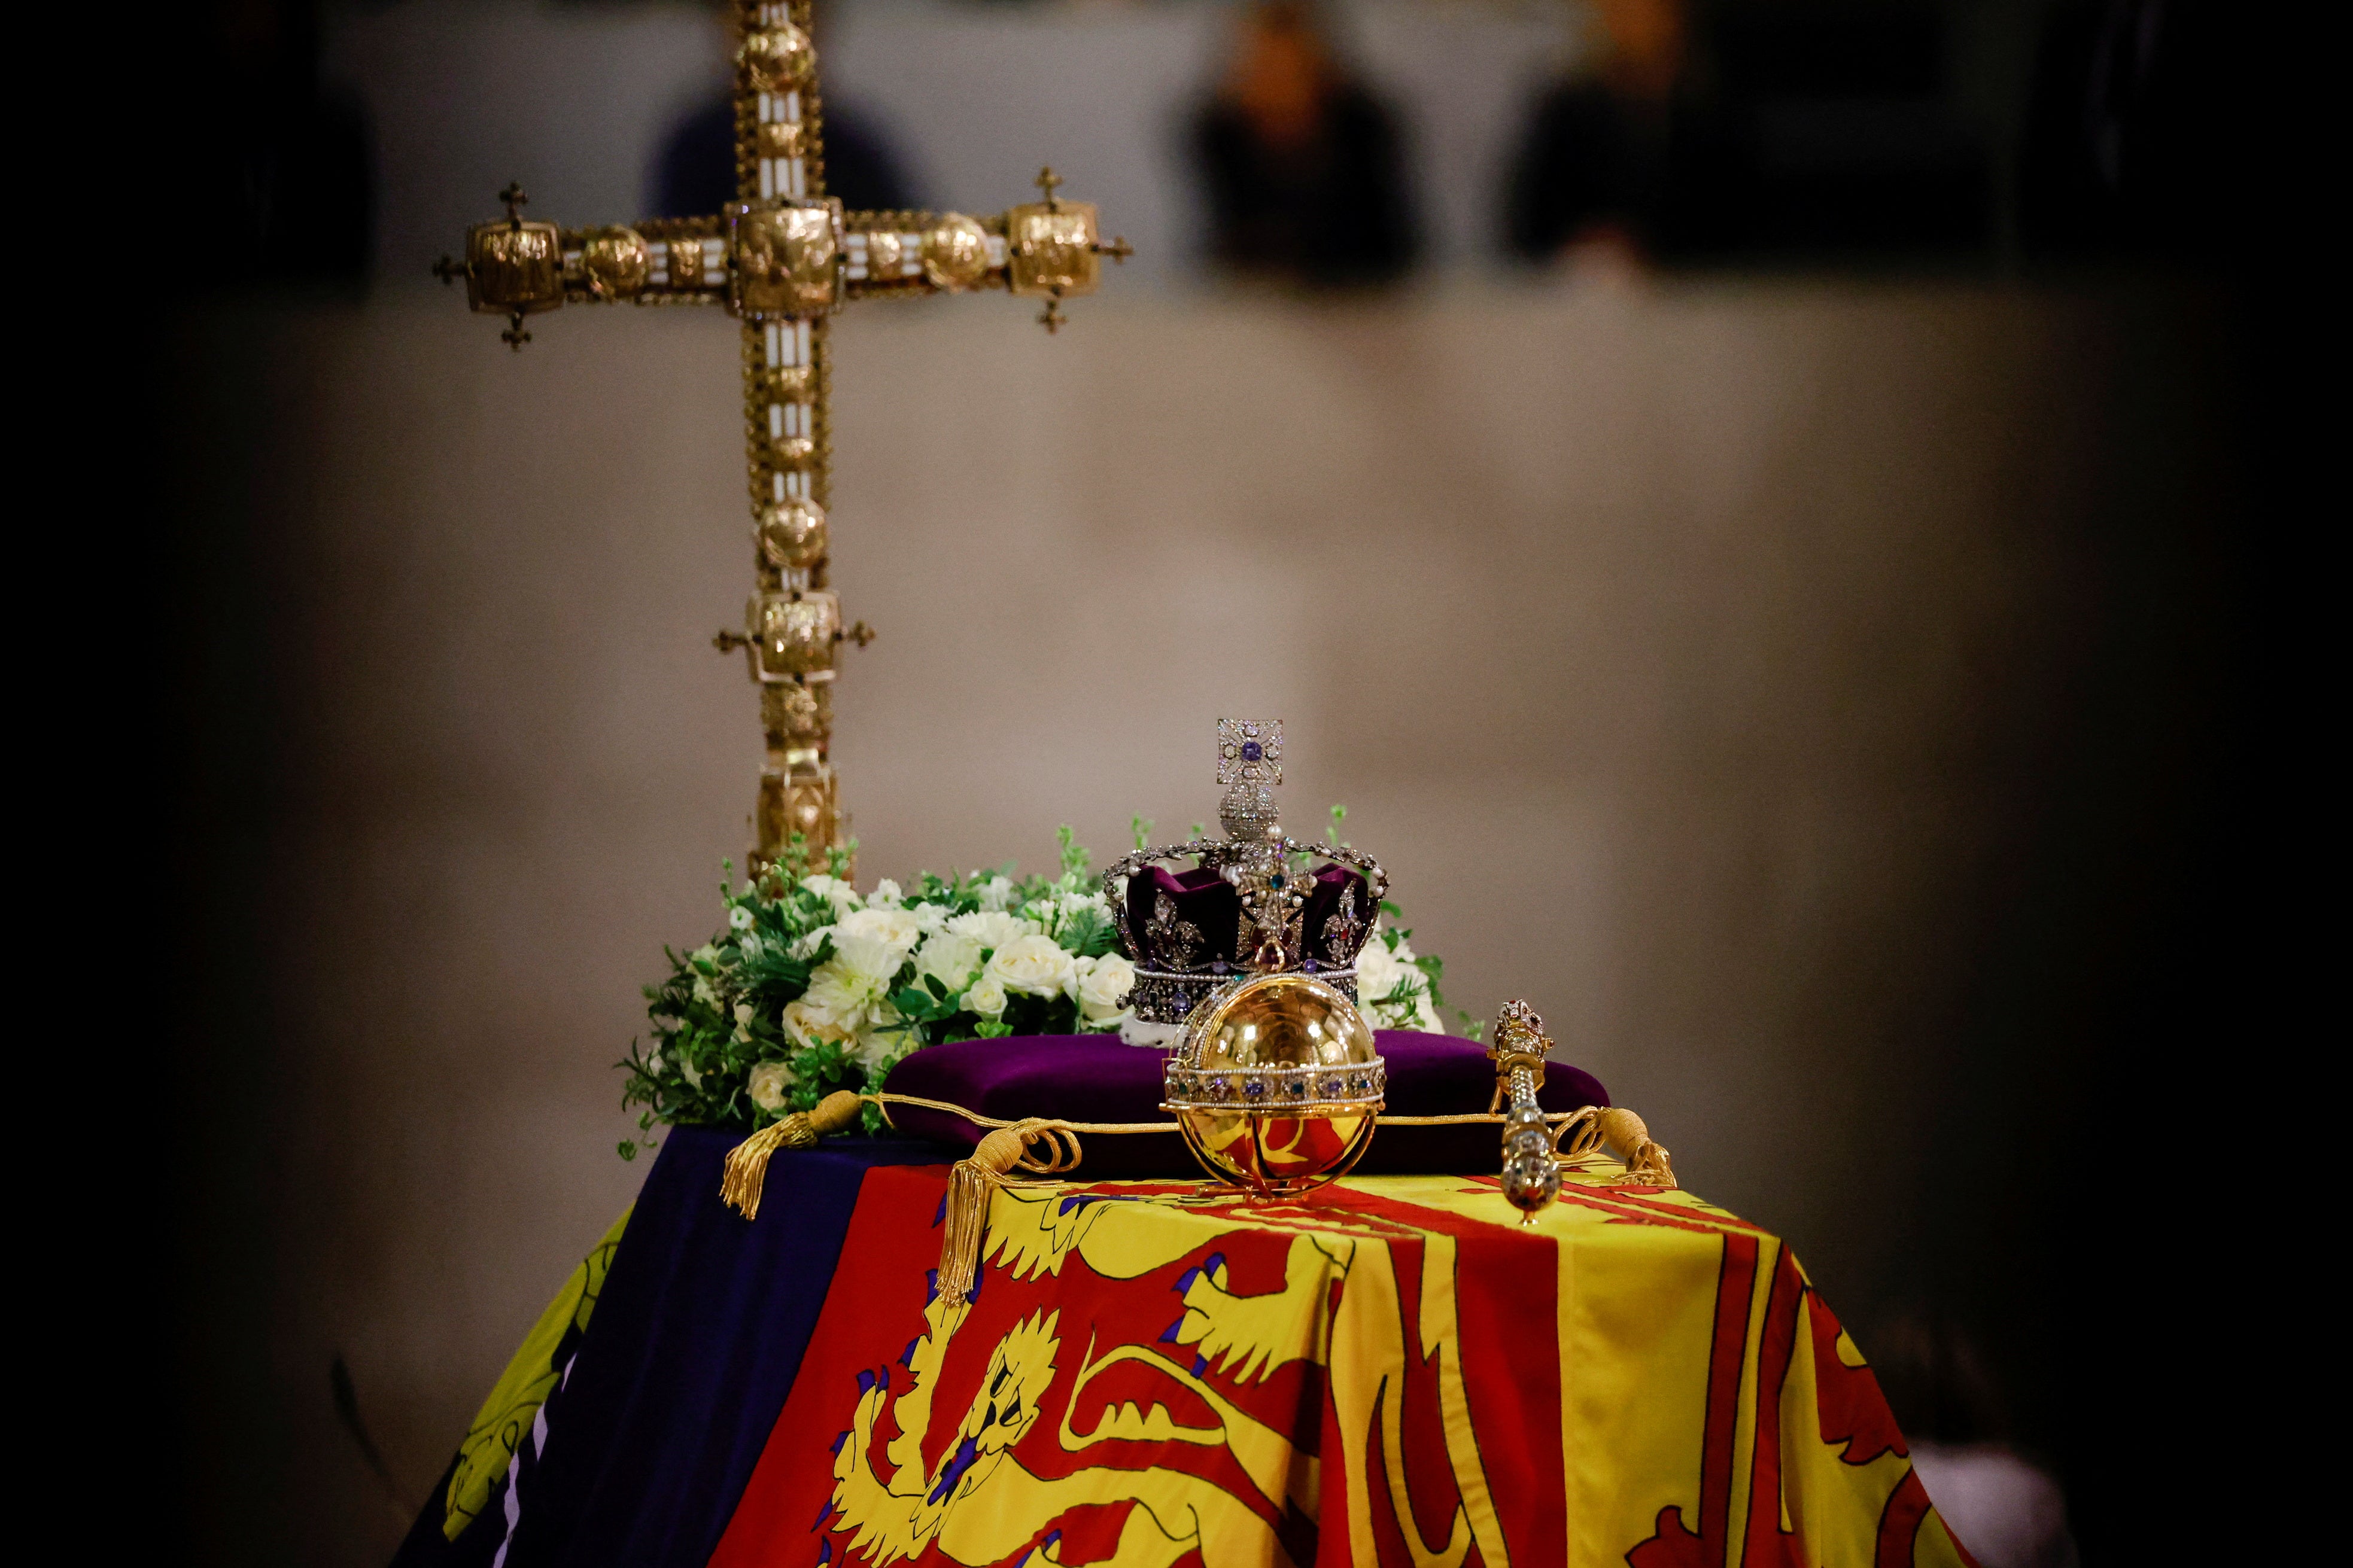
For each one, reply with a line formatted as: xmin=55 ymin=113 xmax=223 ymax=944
xmin=431 ymin=1 xmax=1132 ymax=872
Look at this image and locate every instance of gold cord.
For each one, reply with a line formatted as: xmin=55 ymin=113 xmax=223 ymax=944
xmin=717 ymin=1091 xmax=1674 ymax=1227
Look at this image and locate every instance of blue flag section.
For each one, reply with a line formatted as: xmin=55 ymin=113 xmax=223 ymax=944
xmin=393 ymin=1132 xmax=947 ymax=1568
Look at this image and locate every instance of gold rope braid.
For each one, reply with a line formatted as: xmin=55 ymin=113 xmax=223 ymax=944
xmin=717 ymin=1092 xmax=1677 ymax=1291
xmin=719 ymin=1094 xmax=1647 ymax=1214
xmin=869 ymin=1091 xmax=1174 ymax=1135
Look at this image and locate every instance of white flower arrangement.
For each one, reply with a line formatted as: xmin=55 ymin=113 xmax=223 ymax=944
xmin=616 ymin=816 xmax=1464 ymax=1159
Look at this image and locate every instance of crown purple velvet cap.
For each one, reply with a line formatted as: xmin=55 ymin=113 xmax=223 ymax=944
xmin=881 ymin=1030 xmax=1609 ymax=1177
xmin=1124 ymin=861 xmax=1370 ymax=973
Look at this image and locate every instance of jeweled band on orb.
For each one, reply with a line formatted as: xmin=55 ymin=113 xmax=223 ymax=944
xmin=1161 ymin=1058 xmax=1387 ymax=1114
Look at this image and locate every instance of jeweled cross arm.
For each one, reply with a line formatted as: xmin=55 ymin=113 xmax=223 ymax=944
xmin=429 ymin=0 xmax=1129 ymax=871
xmin=435 ymin=171 xmax=1127 ymax=334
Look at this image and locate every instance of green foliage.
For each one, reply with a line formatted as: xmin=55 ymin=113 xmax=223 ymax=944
xmin=618 ymin=829 xmax=1135 ymax=1146
xmin=615 ymin=815 xmax=1471 ymax=1154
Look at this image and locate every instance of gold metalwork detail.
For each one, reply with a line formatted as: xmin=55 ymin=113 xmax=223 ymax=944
xmin=732 ymin=201 xmax=843 ymax=318
xmin=667 ymin=238 xmax=707 ymax=290
xmin=448 ymin=183 xmax=565 ymax=324
xmin=758 ymin=497 xmax=828 ymax=571
xmin=865 ymin=229 xmax=908 ymax=279
xmin=764 ymin=363 xmax=814 ymax=401
xmin=762 ymin=678 xmax=829 ymax=744
xmin=1007 ymin=202 xmax=1101 ymax=299
xmin=921 ymin=215 xmax=993 ymax=291
xmin=738 ymin=23 xmax=816 ymax=91
xmin=756 ymin=118 xmax=807 ymax=159
xmin=579 ymin=226 xmax=651 ymax=300
xmin=759 ymin=764 xmax=838 ymax=853
xmin=755 ymin=590 xmax=840 ymax=677
xmin=773 ymin=434 xmax=816 ymax=470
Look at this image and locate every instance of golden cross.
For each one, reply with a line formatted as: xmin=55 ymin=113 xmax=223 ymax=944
xmin=432 ymin=1 xmax=1129 ymax=872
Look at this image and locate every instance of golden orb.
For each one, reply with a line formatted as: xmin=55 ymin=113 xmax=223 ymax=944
xmin=1163 ymin=972 xmax=1385 ymax=1198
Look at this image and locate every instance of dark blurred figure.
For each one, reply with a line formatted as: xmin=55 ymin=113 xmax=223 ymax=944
xmin=655 ymin=95 xmax=917 ymax=217
xmin=2018 ymin=0 xmax=2238 ymax=259
xmin=178 ymin=0 xmax=373 ymax=286
xmin=1872 ymin=1312 xmax=2079 ymax=1568
xmin=1191 ymin=1 xmax=1417 ymax=289
xmin=1506 ymin=0 xmax=1992 ymax=266
xmin=1503 ymin=0 xmax=1725 ymax=265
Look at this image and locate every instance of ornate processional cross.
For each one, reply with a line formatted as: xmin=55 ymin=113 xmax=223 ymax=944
xmin=433 ymin=1 xmax=1129 ymax=870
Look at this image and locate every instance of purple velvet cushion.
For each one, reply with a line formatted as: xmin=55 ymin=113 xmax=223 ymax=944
xmin=880 ymin=1030 xmax=1609 ymax=1177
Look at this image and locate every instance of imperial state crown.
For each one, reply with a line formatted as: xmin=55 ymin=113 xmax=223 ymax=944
xmin=1103 ymin=718 xmax=1388 ymax=1029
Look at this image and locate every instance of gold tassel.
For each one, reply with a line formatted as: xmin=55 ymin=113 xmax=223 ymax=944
xmin=937 ymin=1121 xmax=1081 ymax=1304
xmin=1556 ymin=1104 xmax=1679 ymax=1189
xmin=720 ymin=1089 xmax=864 ymax=1219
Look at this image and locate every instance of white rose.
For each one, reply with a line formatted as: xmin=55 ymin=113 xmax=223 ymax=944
xmin=783 ymin=997 xmax=854 ymax=1049
xmin=799 ymin=874 xmax=864 ymax=918
xmin=837 ymin=905 xmax=923 ymax=967
xmin=803 ymin=949 xmax=898 ymax=1031
xmin=868 ymin=878 xmax=904 ymax=908
xmin=1355 ymin=933 xmax=1403 ymax=1011
xmin=747 ymin=1059 xmax=795 ymax=1112
xmin=1380 ymin=934 xmax=1439 ymax=1028
xmin=947 ymin=910 xmax=1036 ymax=952
xmin=1075 ymin=952 xmax=1136 ymax=1024
xmin=962 ymin=974 xmax=1007 ymax=1018
xmin=910 ymin=900 xmax=950 ymax=933
xmin=835 ymin=929 xmax=913 ymax=986
xmin=914 ymin=931 xmax=984 ymax=993
xmin=1355 ymin=930 xmax=1439 ymax=1031
xmin=975 ymin=875 xmax=1016 ymax=912
xmin=987 ymin=932 xmax=1077 ymax=997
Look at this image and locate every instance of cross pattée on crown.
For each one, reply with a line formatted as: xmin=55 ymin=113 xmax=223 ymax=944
xmin=1216 ymin=718 xmax=1283 ymax=787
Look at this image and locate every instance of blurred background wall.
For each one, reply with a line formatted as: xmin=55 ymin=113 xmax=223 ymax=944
xmin=153 ymin=1 xmax=2270 ymax=1564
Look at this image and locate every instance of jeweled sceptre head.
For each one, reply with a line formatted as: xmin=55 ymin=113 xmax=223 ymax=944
xmin=1491 ymin=1000 xmax=1563 ymax=1222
